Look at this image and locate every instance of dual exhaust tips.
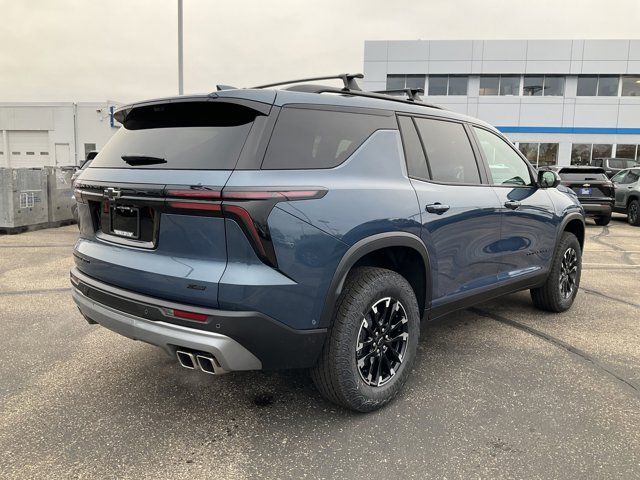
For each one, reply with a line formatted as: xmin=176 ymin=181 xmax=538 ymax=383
xmin=176 ymin=350 xmax=227 ymax=375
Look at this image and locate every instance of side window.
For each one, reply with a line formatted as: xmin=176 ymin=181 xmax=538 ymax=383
xmin=473 ymin=127 xmax=534 ymax=186
xmin=611 ymin=170 xmax=628 ymax=183
xmin=414 ymin=118 xmax=481 ymax=184
xmin=628 ymin=171 xmax=640 ymax=183
xmin=397 ymin=116 xmax=429 ymax=180
xmin=262 ymin=107 xmax=393 ymax=169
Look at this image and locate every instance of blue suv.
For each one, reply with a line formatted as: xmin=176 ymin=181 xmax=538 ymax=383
xmin=71 ymin=74 xmax=585 ymax=411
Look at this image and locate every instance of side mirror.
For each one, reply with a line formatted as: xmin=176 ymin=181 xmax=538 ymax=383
xmin=538 ymin=170 xmax=560 ymax=188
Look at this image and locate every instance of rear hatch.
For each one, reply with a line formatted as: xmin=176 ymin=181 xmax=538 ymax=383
xmin=557 ymin=167 xmax=614 ymax=203
xmin=73 ymin=97 xmax=272 ymax=307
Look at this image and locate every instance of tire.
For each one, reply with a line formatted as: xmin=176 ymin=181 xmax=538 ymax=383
xmin=530 ymin=232 xmax=582 ymax=313
xmin=628 ymin=199 xmax=640 ymax=227
xmin=594 ymin=214 xmax=611 ymax=226
xmin=311 ymin=267 xmax=420 ymax=412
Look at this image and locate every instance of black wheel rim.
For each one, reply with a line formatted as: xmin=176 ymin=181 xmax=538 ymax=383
xmin=630 ymin=204 xmax=638 ymax=224
xmin=356 ymin=297 xmax=409 ymax=387
xmin=559 ymin=247 xmax=578 ymax=299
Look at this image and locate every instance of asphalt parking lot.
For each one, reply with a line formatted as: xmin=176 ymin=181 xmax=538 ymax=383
xmin=1 ymin=218 xmax=639 ymax=479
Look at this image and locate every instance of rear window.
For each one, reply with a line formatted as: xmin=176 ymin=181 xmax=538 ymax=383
xmin=558 ymin=168 xmax=608 ymax=181
xmin=90 ymin=102 xmax=259 ymax=170
xmin=608 ymin=159 xmax=638 ymax=169
xmin=261 ymin=107 xmax=394 ymax=169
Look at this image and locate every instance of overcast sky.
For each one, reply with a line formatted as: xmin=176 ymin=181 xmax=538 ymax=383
xmin=1 ymin=0 xmax=639 ymax=103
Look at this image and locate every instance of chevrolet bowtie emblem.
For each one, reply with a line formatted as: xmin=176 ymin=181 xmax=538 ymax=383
xmin=104 ymin=187 xmax=122 ymax=200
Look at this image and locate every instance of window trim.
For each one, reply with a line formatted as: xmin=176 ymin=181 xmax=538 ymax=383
xmin=405 ymin=113 xmax=490 ymax=186
xmin=396 ymin=114 xmax=430 ymax=182
xmin=468 ymin=125 xmax=537 ymax=188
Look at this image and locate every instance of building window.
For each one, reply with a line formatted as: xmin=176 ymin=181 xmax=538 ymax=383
xmin=479 ymin=75 xmax=520 ymax=96
xmin=427 ymin=75 xmax=468 ymax=96
xmin=577 ymin=75 xmax=619 ymax=96
xmin=40 ymin=151 xmax=49 ymax=155
xmin=518 ymin=142 xmax=558 ymax=167
xmin=499 ymin=75 xmax=520 ymax=95
xmin=386 ymin=74 xmax=426 ymax=91
xmin=616 ymin=144 xmax=637 ymax=159
xmin=571 ymin=143 xmax=592 ymax=165
xmin=26 ymin=152 xmax=35 ymax=155
xmin=84 ymin=143 xmax=97 ymax=159
xmin=523 ymin=75 xmax=565 ymax=96
xmin=518 ymin=143 xmax=538 ymax=163
xmin=523 ymin=76 xmax=544 ymax=96
xmin=621 ymin=76 xmax=640 ymax=96
xmin=538 ymin=143 xmax=559 ymax=166
xmin=593 ymin=143 xmax=613 ymax=159
xmin=479 ymin=76 xmax=499 ymax=95
xmin=571 ymin=143 xmax=615 ymax=165
xmin=428 ymin=75 xmax=448 ymax=95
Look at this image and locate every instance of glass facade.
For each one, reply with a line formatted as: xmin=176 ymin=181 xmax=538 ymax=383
xmin=523 ymin=75 xmax=564 ymax=96
xmin=621 ymin=76 xmax=640 ymax=96
xmin=518 ymin=143 xmax=558 ymax=167
xmin=577 ymin=75 xmax=619 ymax=96
xmin=427 ymin=75 xmax=468 ymax=95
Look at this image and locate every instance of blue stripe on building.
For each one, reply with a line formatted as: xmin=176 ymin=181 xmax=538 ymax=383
xmin=496 ymin=126 xmax=640 ymax=135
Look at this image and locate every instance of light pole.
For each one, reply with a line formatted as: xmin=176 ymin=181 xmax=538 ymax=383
xmin=178 ymin=0 xmax=184 ymax=95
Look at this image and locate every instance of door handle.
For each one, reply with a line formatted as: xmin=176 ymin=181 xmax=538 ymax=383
xmin=426 ymin=203 xmax=450 ymax=214
xmin=504 ymin=200 xmax=521 ymax=210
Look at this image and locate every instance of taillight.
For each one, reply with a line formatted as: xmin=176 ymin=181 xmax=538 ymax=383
xmin=167 ymin=201 xmax=221 ymax=212
xmin=165 ymin=187 xmax=327 ymax=268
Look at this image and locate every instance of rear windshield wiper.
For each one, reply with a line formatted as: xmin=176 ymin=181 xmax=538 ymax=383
xmin=121 ymin=155 xmax=167 ymax=166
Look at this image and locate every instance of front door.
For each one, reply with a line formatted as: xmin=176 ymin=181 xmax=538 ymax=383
xmin=54 ymin=143 xmax=70 ymax=166
xmin=472 ymin=127 xmax=557 ymax=280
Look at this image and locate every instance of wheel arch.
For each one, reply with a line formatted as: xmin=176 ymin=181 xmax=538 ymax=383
xmin=559 ymin=213 xmax=585 ymax=250
xmin=319 ymin=232 xmax=432 ymax=328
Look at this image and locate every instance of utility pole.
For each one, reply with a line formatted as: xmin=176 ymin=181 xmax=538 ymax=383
xmin=178 ymin=0 xmax=184 ymax=95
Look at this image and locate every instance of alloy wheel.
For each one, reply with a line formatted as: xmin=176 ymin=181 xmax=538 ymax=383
xmin=559 ymin=247 xmax=578 ymax=299
xmin=630 ymin=203 xmax=638 ymax=225
xmin=356 ymin=297 xmax=409 ymax=387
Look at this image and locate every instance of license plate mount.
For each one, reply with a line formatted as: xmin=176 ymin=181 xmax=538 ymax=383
xmin=111 ymin=205 xmax=140 ymax=239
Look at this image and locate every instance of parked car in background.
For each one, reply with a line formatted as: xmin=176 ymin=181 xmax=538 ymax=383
xmin=590 ymin=157 xmax=639 ymax=178
xmin=611 ymin=167 xmax=640 ymax=226
xmin=71 ymin=151 xmax=99 ymax=224
xmin=70 ymin=74 xmax=585 ymax=412
xmin=549 ymin=166 xmax=614 ymax=225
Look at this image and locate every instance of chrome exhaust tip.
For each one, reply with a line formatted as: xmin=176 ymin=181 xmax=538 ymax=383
xmin=196 ymin=354 xmax=223 ymax=375
xmin=176 ymin=350 xmax=196 ymax=369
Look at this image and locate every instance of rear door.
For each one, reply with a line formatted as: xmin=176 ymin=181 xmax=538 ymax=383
xmin=400 ymin=115 xmax=502 ymax=306
xmin=73 ymin=98 xmax=272 ymax=307
xmin=471 ymin=126 xmax=556 ymax=280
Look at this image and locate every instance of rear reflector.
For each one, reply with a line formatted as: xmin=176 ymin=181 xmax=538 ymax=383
xmin=172 ymin=309 xmax=208 ymax=322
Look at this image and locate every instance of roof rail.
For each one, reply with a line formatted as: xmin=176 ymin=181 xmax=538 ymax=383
xmin=283 ymin=84 xmax=442 ymax=110
xmin=253 ymin=73 xmax=364 ymax=91
xmin=373 ymin=88 xmax=424 ymax=102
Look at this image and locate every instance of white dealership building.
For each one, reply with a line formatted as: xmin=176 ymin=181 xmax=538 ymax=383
xmin=0 ymin=101 xmax=120 ymax=169
xmin=362 ymin=39 xmax=640 ymax=167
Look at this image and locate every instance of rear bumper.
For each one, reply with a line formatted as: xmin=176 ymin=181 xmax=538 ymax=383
xmin=70 ymin=267 xmax=327 ymax=370
xmin=580 ymin=201 xmax=613 ymax=216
